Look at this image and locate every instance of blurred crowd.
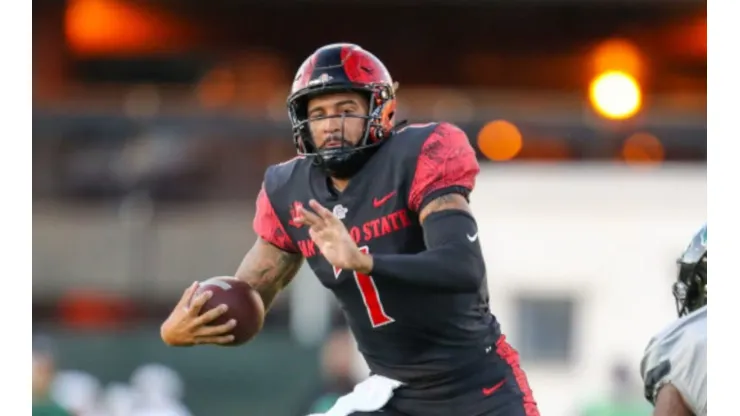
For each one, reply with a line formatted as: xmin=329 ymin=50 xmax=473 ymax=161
xmin=33 ymin=335 xmax=192 ymax=416
xmin=34 ymin=328 xmax=653 ymax=416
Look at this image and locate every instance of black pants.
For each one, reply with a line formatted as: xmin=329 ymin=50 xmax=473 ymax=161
xmin=350 ymin=336 xmax=539 ymax=416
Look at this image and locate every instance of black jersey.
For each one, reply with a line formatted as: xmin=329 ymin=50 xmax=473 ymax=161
xmin=254 ymin=122 xmax=500 ymax=383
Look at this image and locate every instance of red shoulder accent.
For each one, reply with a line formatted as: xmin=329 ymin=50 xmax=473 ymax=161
xmin=408 ymin=123 xmax=479 ymax=212
xmin=253 ymin=184 xmax=298 ymax=253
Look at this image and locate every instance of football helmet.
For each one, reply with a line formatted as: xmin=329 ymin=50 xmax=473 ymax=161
xmin=672 ymin=224 xmax=707 ymax=317
xmin=287 ymin=43 xmax=398 ymax=178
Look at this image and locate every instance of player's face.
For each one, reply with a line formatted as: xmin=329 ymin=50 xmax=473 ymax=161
xmin=307 ymin=91 xmax=369 ymax=149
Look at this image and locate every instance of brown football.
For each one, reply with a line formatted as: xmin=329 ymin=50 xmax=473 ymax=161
xmin=193 ymin=276 xmax=265 ymax=346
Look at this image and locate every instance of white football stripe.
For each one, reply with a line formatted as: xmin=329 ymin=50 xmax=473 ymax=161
xmin=200 ymin=276 xmax=235 ymax=291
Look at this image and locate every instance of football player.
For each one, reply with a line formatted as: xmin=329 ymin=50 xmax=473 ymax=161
xmin=640 ymin=224 xmax=707 ymax=416
xmin=161 ymin=43 xmax=539 ymax=416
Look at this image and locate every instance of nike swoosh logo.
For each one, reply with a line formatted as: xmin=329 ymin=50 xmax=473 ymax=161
xmin=373 ymin=191 xmax=397 ymax=208
xmin=467 ymin=232 xmax=479 ymax=242
xmin=482 ymin=380 xmax=506 ymax=396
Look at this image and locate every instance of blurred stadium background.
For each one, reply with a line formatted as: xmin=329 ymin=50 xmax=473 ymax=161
xmin=32 ymin=0 xmax=706 ymax=415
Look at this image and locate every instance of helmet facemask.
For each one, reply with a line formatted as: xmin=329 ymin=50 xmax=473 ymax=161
xmin=287 ymin=84 xmax=396 ymax=179
xmin=672 ymin=254 xmax=707 ymax=317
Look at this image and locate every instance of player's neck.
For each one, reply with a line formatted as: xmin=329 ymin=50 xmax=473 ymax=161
xmin=330 ymin=177 xmax=350 ymax=193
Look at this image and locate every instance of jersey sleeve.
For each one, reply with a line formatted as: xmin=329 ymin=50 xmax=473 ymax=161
xmin=407 ymin=122 xmax=480 ymax=212
xmin=253 ymin=183 xmax=299 ymax=253
xmin=640 ymin=329 xmax=706 ymax=414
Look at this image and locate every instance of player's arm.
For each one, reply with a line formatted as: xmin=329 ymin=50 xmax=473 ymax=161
xmin=244 ymin=184 xmax=304 ymax=309
xmin=160 ymin=185 xmax=301 ymax=348
xmin=641 ymin=328 xmax=705 ymax=416
xmin=653 ymin=384 xmax=694 ymax=416
xmin=363 ymin=123 xmax=485 ymax=292
xmin=235 ymin=238 xmax=303 ymax=310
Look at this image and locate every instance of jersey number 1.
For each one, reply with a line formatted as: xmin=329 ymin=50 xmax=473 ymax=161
xmin=334 ymin=246 xmax=395 ymax=328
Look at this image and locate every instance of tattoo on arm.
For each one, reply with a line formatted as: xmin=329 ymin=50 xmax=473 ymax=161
xmin=654 ymin=384 xmax=693 ymax=416
xmin=235 ymin=238 xmax=304 ymax=310
xmin=419 ymin=193 xmax=471 ymax=224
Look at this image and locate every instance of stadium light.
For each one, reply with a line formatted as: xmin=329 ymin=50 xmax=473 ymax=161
xmin=477 ymin=120 xmax=523 ymax=161
xmin=589 ymin=71 xmax=642 ymax=120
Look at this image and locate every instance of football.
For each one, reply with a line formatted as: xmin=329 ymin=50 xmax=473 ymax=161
xmin=193 ymin=276 xmax=265 ymax=346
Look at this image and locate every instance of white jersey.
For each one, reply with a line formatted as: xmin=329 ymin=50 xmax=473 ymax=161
xmin=640 ymin=305 xmax=707 ymax=416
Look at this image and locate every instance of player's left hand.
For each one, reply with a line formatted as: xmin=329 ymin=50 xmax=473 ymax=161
xmin=294 ymin=199 xmax=371 ymax=272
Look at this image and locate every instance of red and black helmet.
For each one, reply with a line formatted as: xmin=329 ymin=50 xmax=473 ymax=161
xmin=287 ymin=43 xmax=398 ymax=178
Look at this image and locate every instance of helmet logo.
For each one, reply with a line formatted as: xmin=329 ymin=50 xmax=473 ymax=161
xmin=307 ymin=73 xmax=334 ymax=87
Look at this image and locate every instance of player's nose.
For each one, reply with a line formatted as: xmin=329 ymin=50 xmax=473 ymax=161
xmin=319 ymin=118 xmax=345 ymax=141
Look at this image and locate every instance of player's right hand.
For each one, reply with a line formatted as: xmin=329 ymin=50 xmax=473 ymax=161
xmin=160 ymin=282 xmax=237 ymax=346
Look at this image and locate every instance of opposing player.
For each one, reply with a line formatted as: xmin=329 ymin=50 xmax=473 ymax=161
xmin=640 ymin=224 xmax=707 ymax=416
xmin=160 ymin=43 xmax=539 ymax=416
